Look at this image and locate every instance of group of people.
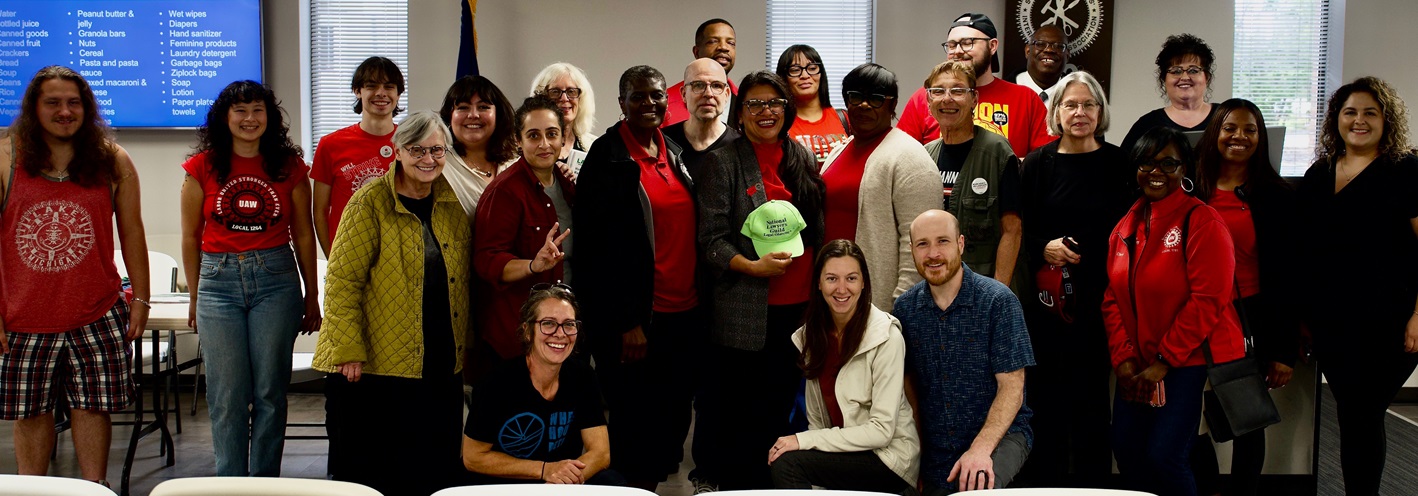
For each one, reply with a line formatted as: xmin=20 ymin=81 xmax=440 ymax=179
xmin=0 ymin=10 xmax=1415 ymax=496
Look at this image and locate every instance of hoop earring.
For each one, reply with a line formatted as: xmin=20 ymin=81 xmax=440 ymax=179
xmin=1182 ymin=177 xmax=1195 ymax=193
xmin=619 ymin=113 xmax=626 ymax=121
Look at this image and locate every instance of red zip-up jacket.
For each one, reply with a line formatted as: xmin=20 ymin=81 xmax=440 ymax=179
xmin=1102 ymin=188 xmax=1246 ymax=368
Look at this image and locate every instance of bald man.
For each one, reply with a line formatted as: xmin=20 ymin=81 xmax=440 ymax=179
xmin=1015 ymin=24 xmax=1071 ymax=102
xmin=895 ymin=210 xmax=1035 ymax=494
xmin=663 ymin=58 xmax=739 ymax=182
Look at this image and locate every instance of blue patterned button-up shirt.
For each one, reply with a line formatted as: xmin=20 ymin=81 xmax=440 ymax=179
xmin=893 ymin=265 xmax=1035 ymax=487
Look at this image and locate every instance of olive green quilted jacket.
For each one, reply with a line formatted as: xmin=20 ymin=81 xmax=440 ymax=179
xmin=313 ymin=169 xmax=470 ymax=378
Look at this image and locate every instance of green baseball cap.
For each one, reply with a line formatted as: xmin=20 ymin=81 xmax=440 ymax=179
xmin=741 ymin=200 xmax=807 ymax=258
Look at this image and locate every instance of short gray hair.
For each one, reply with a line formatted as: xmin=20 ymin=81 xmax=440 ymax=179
xmin=392 ymin=110 xmax=455 ymax=150
xmin=1045 ymin=71 xmax=1110 ymax=138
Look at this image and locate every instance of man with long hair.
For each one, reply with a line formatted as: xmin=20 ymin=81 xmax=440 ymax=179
xmin=0 ymin=65 xmax=150 ymax=488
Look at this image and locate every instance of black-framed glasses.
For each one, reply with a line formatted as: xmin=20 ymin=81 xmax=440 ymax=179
xmin=942 ymin=37 xmax=990 ymax=52
xmin=534 ymin=319 xmax=581 ymax=336
xmin=926 ymin=87 xmax=975 ymax=100
xmin=1027 ymin=40 xmax=1068 ymax=52
xmin=687 ymin=81 xmax=729 ymax=96
xmin=787 ymin=64 xmax=822 ymax=77
xmin=844 ymin=91 xmax=894 ymax=109
xmin=1060 ymin=101 xmax=1100 ymax=112
xmin=530 ymin=282 xmax=574 ymax=295
xmin=404 ymin=145 xmax=447 ymax=160
xmin=744 ymin=98 xmax=788 ymax=115
xmin=544 ymin=87 xmax=582 ymax=100
xmin=1166 ymin=66 xmax=1205 ymax=77
xmin=1138 ymin=159 xmax=1185 ymax=174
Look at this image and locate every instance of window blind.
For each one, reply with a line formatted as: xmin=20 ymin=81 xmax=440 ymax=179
xmin=309 ymin=0 xmax=409 ymax=151
xmin=1233 ymin=0 xmax=1331 ymax=177
xmin=766 ymin=0 xmax=875 ymax=109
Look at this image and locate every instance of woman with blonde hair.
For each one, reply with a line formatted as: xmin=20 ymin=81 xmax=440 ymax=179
xmin=530 ymin=62 xmax=598 ymax=177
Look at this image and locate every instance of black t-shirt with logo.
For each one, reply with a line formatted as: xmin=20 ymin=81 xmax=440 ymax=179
xmin=464 ymin=357 xmax=606 ymax=482
xmin=936 ymin=139 xmax=975 ymax=210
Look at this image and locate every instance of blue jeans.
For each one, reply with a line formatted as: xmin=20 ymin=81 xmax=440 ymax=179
xmin=1111 ymin=364 xmax=1208 ymax=496
xmin=197 ymin=246 xmax=303 ymax=476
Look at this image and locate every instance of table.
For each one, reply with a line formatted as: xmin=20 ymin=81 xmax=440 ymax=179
xmin=119 ymin=300 xmax=192 ymax=496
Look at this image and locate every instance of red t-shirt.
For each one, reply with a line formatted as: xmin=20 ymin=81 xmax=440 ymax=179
xmin=1 ymin=167 xmax=120 ymax=333
xmin=182 ymin=152 xmax=310 ymax=253
xmin=662 ymin=78 xmax=739 ymax=129
xmin=1209 ymin=189 xmax=1260 ymax=298
xmin=620 ymin=124 xmax=698 ymax=312
xmin=897 ymin=78 xmax=1054 ymax=160
xmin=821 ymin=134 xmax=884 ymax=243
xmin=311 ymin=123 xmax=395 ymax=242
xmin=789 ymin=109 xmax=849 ymax=164
xmin=752 ymin=141 xmax=812 ymax=306
xmin=820 ymin=340 xmax=847 ymax=428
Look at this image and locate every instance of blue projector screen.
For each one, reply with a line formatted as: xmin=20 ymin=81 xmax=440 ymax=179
xmin=0 ymin=0 xmax=263 ymax=128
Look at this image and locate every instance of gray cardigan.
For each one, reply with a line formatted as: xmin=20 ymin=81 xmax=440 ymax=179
xmin=698 ymin=138 xmax=824 ymax=351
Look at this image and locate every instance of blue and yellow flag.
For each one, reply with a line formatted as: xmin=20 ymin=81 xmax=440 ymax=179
xmin=456 ymin=0 xmax=479 ymax=77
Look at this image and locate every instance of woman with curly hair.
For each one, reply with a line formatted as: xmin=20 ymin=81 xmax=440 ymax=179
xmin=180 ymin=80 xmax=320 ymax=476
xmin=1120 ymin=34 xmax=1219 ymax=154
xmin=1298 ymin=76 xmax=1418 ymax=496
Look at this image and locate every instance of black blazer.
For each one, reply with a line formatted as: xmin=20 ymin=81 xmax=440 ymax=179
xmin=697 ymin=137 xmax=823 ymax=351
xmin=1232 ymin=179 xmax=1303 ymax=366
xmin=573 ymin=122 xmax=694 ymax=342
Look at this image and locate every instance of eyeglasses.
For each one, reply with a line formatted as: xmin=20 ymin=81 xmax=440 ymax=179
xmin=533 ymin=319 xmax=581 ymax=336
xmin=942 ymin=37 xmax=991 ymax=52
xmin=1060 ymin=101 xmax=1100 ymax=112
xmin=687 ymin=81 xmax=729 ymax=96
xmin=926 ymin=87 xmax=975 ymax=100
xmin=544 ymin=87 xmax=581 ymax=101
xmin=1028 ymin=40 xmax=1068 ymax=52
xmin=404 ymin=145 xmax=447 ymax=160
xmin=844 ymin=91 xmax=894 ymax=109
xmin=1166 ymin=66 xmax=1205 ymax=77
xmin=787 ymin=64 xmax=822 ymax=77
xmin=743 ymin=98 xmax=788 ymax=115
xmin=1137 ymin=159 xmax=1185 ymax=173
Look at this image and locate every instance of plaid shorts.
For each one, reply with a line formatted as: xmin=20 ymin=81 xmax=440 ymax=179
xmin=0 ymin=299 xmax=134 ymax=419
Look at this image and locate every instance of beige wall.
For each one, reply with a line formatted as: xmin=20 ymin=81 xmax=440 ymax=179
xmin=1342 ymin=0 xmax=1418 ymax=138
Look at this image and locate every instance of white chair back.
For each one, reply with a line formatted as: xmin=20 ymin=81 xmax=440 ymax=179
xmin=967 ymin=490 xmax=1157 ymax=495
xmin=712 ymin=491 xmax=897 ymax=496
xmin=113 ymin=250 xmax=181 ymax=293
xmin=432 ymin=485 xmax=657 ymax=496
xmin=150 ymin=477 xmax=382 ymax=496
xmin=0 ymin=475 xmax=118 ymax=496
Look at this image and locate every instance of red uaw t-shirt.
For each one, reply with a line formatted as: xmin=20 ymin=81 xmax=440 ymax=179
xmin=1 ymin=169 xmax=121 ymax=333
xmin=182 ymin=152 xmax=309 ymax=253
xmin=310 ymin=123 xmax=395 ymax=242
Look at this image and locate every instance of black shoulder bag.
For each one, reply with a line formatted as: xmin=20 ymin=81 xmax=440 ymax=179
xmin=1179 ymin=205 xmax=1283 ymax=442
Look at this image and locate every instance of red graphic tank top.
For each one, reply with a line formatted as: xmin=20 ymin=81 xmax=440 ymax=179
xmin=1 ymin=168 xmax=121 ymax=333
